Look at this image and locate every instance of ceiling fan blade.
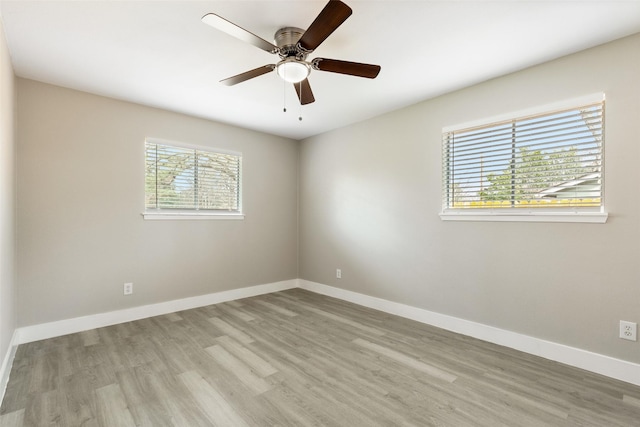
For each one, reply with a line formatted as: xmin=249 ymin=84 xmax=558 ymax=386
xmin=312 ymin=58 xmax=381 ymax=79
xmin=220 ymin=65 xmax=275 ymax=86
xmin=202 ymin=13 xmax=278 ymax=54
xmin=294 ymin=79 xmax=315 ymax=105
xmin=298 ymin=1 xmax=352 ymax=52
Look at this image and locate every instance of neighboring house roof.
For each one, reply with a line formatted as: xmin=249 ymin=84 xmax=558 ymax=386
xmin=538 ymin=172 xmax=600 ymax=198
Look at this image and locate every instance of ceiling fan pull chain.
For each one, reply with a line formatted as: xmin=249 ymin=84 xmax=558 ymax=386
xmin=298 ymin=81 xmax=303 ymax=121
xmin=283 ymin=77 xmax=287 ymax=113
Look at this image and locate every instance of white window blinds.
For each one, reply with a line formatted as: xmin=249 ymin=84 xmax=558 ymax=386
xmin=145 ymin=140 xmax=241 ymax=212
xmin=442 ymin=101 xmax=604 ymax=211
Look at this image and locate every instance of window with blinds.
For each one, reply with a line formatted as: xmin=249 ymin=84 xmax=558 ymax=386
xmin=145 ymin=140 xmax=241 ymax=213
xmin=442 ymin=100 xmax=604 ymax=216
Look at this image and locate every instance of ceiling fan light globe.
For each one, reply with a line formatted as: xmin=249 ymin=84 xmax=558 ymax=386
xmin=277 ymin=60 xmax=310 ymax=83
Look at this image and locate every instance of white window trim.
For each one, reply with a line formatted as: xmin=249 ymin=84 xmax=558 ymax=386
xmin=143 ymin=138 xmax=243 ymax=220
xmin=441 ymin=93 xmax=607 ymax=224
xmin=145 ymin=137 xmax=242 ymax=157
xmin=142 ymin=212 xmax=245 ymax=221
xmin=440 ymin=210 xmax=607 ymax=223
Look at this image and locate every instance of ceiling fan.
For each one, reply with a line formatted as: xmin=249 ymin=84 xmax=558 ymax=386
xmin=201 ymin=0 xmax=381 ymax=106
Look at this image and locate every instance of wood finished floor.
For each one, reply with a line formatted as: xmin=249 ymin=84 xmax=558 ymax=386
xmin=1 ymin=289 xmax=640 ymax=426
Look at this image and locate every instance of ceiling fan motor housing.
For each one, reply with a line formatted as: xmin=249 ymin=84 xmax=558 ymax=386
xmin=274 ymin=27 xmax=307 ymax=60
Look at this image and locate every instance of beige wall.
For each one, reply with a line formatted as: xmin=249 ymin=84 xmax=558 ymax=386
xmin=17 ymin=80 xmax=298 ymax=326
xmin=0 ymin=18 xmax=17 ymax=360
xmin=299 ymin=34 xmax=640 ymax=363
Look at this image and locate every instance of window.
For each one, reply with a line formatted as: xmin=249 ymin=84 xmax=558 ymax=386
xmin=441 ymin=96 xmax=606 ymax=223
xmin=144 ymin=139 xmax=242 ymax=219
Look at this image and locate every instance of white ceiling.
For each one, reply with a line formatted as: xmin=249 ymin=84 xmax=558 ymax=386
xmin=1 ymin=1 xmax=640 ymax=140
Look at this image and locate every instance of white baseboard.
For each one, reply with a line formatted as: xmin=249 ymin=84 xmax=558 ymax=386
xmin=0 ymin=329 xmax=19 ymax=406
xmin=298 ymin=279 xmax=640 ymax=387
xmin=16 ymin=279 xmax=298 ymax=345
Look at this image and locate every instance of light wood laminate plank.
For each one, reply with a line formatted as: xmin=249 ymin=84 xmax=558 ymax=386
xmin=178 ymin=370 xmax=250 ymax=427
xmin=95 ymin=384 xmax=136 ymax=427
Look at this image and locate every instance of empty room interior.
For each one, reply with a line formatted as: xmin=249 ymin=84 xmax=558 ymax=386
xmin=1 ymin=0 xmax=640 ymax=425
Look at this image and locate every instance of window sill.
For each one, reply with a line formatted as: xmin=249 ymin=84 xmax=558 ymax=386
xmin=142 ymin=212 xmax=245 ymax=221
xmin=439 ymin=211 xmax=608 ymax=223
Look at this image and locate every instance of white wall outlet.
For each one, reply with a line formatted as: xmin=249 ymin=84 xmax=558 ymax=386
xmin=123 ymin=282 xmax=133 ymax=296
xmin=336 ymin=269 xmax=342 ymax=279
xmin=619 ymin=320 xmax=637 ymax=341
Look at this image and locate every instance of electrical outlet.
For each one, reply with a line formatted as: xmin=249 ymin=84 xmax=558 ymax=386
xmin=123 ymin=282 xmax=133 ymax=296
xmin=336 ymin=269 xmax=342 ymax=279
xmin=619 ymin=321 xmax=637 ymax=341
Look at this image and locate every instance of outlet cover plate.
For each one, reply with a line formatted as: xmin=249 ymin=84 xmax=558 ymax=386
xmin=620 ymin=320 xmax=637 ymax=341
xmin=124 ymin=282 xmax=133 ymax=295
